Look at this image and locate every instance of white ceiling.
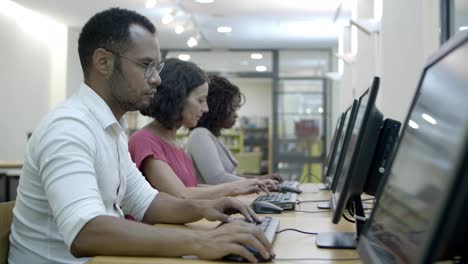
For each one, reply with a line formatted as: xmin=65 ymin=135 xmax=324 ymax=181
xmin=13 ymin=0 xmax=350 ymax=49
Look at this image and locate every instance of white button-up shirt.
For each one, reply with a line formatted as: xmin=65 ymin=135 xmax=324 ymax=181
xmin=9 ymin=83 xmax=158 ymax=264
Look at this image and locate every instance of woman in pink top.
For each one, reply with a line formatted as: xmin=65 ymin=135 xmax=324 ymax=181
xmin=129 ymin=58 xmax=275 ymax=199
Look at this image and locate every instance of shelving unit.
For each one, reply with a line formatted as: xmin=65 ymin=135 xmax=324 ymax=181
xmin=176 ymin=129 xmax=243 ymax=153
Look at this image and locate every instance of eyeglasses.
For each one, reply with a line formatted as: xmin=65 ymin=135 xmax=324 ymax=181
xmin=107 ymin=49 xmax=164 ymax=78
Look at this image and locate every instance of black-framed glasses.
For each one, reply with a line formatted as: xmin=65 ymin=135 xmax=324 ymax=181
xmin=107 ymin=49 xmax=164 ymax=78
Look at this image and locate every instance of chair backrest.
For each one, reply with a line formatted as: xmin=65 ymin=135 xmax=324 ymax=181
xmin=0 ymin=201 xmax=15 ymax=264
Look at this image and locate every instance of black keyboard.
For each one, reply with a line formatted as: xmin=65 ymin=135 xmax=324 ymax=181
xmin=253 ymin=192 xmax=297 ymax=210
xmin=222 ymin=217 xmax=280 ymax=262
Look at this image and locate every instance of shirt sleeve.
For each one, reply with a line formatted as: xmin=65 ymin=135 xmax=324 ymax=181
xmin=121 ymin=152 xmax=158 ymax=221
xmin=37 ymin=117 xmax=107 ymax=250
xmin=128 ymin=130 xmax=168 ymax=171
xmin=187 ymin=128 xmax=243 ymax=184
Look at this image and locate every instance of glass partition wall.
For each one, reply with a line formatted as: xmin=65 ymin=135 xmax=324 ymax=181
xmin=130 ymin=49 xmax=332 ymax=181
xmin=273 ymin=50 xmax=330 ymax=182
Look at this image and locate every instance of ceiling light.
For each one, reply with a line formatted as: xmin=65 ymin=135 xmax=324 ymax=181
xmin=421 ymin=113 xmax=437 ymax=125
xmin=178 ymin=54 xmax=191 ymax=61
xmin=162 ymin=14 xmax=174 ymax=24
xmin=250 ymin=53 xmax=263 ymax=60
xmin=408 ymin=120 xmax=419 ymax=129
xmin=161 ymin=10 xmax=177 ymax=24
xmin=145 ymin=0 xmax=157 ymax=9
xmin=256 ymin=66 xmax=267 ymax=72
xmin=175 ymin=25 xmax=185 ymax=34
xmin=195 ymin=0 xmax=215 ymax=3
xmin=459 ymin=26 xmax=468 ymax=31
xmin=187 ymin=36 xmax=198 ymax=47
xmin=318 ymin=107 xmax=324 ymax=113
xmin=217 ymin=26 xmax=232 ymax=33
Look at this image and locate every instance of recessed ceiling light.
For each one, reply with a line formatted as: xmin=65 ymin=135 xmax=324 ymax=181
xmin=178 ymin=54 xmax=191 ymax=61
xmin=251 ymin=53 xmax=263 ymax=60
xmin=217 ymin=26 xmax=232 ymax=33
xmin=256 ymin=66 xmax=267 ymax=72
xmin=195 ymin=0 xmax=214 ymax=3
xmin=175 ymin=25 xmax=185 ymax=34
xmin=161 ymin=13 xmax=174 ymax=24
xmin=459 ymin=26 xmax=468 ymax=31
xmin=408 ymin=120 xmax=419 ymax=129
xmin=187 ymin=36 xmax=198 ymax=47
xmin=145 ymin=0 xmax=157 ymax=9
xmin=318 ymin=107 xmax=324 ymax=113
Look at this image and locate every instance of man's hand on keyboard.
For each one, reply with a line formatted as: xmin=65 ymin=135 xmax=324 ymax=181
xmin=198 ymin=197 xmax=261 ymax=223
xmin=195 ymin=220 xmax=274 ymax=263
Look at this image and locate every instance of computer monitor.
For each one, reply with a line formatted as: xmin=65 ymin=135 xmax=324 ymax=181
xmin=325 ymin=100 xmax=358 ymax=191
xmin=357 ymin=31 xmax=468 ymax=263
xmin=323 ymin=112 xmax=346 ymax=182
xmin=331 ymin=76 xmax=384 ymax=224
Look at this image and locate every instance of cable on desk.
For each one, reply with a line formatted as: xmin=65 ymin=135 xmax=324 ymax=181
xmin=275 ymin=228 xmax=318 ymax=235
xmin=294 ymin=210 xmax=331 ymax=213
xmin=273 ymin=257 xmax=361 ymax=262
xmin=296 ymin=199 xmax=331 ymax=204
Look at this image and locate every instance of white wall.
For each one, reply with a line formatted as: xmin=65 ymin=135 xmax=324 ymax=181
xmin=338 ymin=0 xmax=440 ymax=123
xmin=67 ymin=27 xmax=83 ymax=97
xmin=380 ymin=0 xmax=440 ymax=121
xmin=0 ymin=1 xmax=67 ymax=160
xmin=230 ymin=77 xmax=272 ymax=120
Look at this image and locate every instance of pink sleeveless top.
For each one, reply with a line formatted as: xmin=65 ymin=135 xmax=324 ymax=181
xmin=128 ymin=129 xmax=198 ymax=187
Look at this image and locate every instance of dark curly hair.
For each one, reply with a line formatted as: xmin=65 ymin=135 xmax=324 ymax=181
xmin=78 ymin=8 xmax=156 ymax=80
xmin=140 ymin=58 xmax=208 ymax=129
xmin=195 ymin=75 xmax=245 ymax=136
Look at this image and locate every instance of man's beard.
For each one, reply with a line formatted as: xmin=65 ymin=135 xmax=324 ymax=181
xmin=109 ymin=68 xmax=144 ymax=112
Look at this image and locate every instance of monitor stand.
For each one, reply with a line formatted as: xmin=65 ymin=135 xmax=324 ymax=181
xmin=317 ymin=201 xmax=331 ymax=209
xmin=316 ymin=196 xmax=366 ymax=249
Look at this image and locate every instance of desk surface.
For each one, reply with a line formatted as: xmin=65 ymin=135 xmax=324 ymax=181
xmin=88 ymin=184 xmax=362 ymax=264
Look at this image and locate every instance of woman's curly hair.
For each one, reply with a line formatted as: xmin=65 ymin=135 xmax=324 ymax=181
xmin=195 ymin=75 xmax=245 ymax=136
xmin=140 ymin=58 xmax=208 ymax=129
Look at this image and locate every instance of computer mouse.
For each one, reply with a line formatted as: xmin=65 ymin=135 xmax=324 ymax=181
xmin=222 ymin=245 xmax=273 ymax=262
xmin=251 ymin=201 xmax=283 ymax=214
xmin=277 ymin=185 xmax=303 ymax=194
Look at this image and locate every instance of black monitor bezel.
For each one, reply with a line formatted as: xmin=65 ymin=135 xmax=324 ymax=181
xmin=331 ymin=76 xmax=383 ymax=224
xmin=327 ymin=100 xmax=359 ymax=191
xmin=324 ymin=112 xmax=346 ymax=178
xmin=357 ymin=30 xmax=468 ymax=264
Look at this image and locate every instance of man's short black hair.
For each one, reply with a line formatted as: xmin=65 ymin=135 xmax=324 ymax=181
xmin=78 ymin=7 xmax=156 ymax=79
xmin=140 ymin=58 xmax=208 ymax=129
xmin=195 ymin=75 xmax=244 ymax=136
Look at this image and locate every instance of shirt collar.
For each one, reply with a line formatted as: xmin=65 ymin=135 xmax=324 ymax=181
xmin=78 ymin=83 xmax=128 ymax=131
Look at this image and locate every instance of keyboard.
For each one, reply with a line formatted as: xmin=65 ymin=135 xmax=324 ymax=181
xmin=222 ymin=217 xmax=280 ymax=262
xmin=281 ymin=180 xmax=300 ymax=188
xmin=253 ymin=192 xmax=297 ymax=210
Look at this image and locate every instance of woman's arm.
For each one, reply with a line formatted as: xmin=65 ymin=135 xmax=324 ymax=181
xmin=187 ymin=128 xmax=244 ymax=184
xmin=141 ymin=157 xmax=265 ymax=199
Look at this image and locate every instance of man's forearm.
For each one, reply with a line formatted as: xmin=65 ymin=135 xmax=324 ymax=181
xmin=142 ymin=192 xmax=205 ymax=224
xmin=71 ymin=215 xmax=202 ymax=258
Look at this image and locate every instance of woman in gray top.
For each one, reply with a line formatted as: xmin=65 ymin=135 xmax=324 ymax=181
xmin=186 ymin=75 xmax=282 ymax=184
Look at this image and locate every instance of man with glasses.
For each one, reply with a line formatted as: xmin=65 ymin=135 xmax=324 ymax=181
xmin=8 ymin=8 xmax=273 ymax=264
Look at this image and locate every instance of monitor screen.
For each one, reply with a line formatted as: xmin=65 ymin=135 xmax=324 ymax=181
xmin=358 ymin=32 xmax=468 ymax=263
xmin=332 ymin=77 xmax=383 ymax=223
xmin=324 ymin=112 xmax=345 ymax=178
xmin=326 ymin=100 xmax=358 ymax=191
